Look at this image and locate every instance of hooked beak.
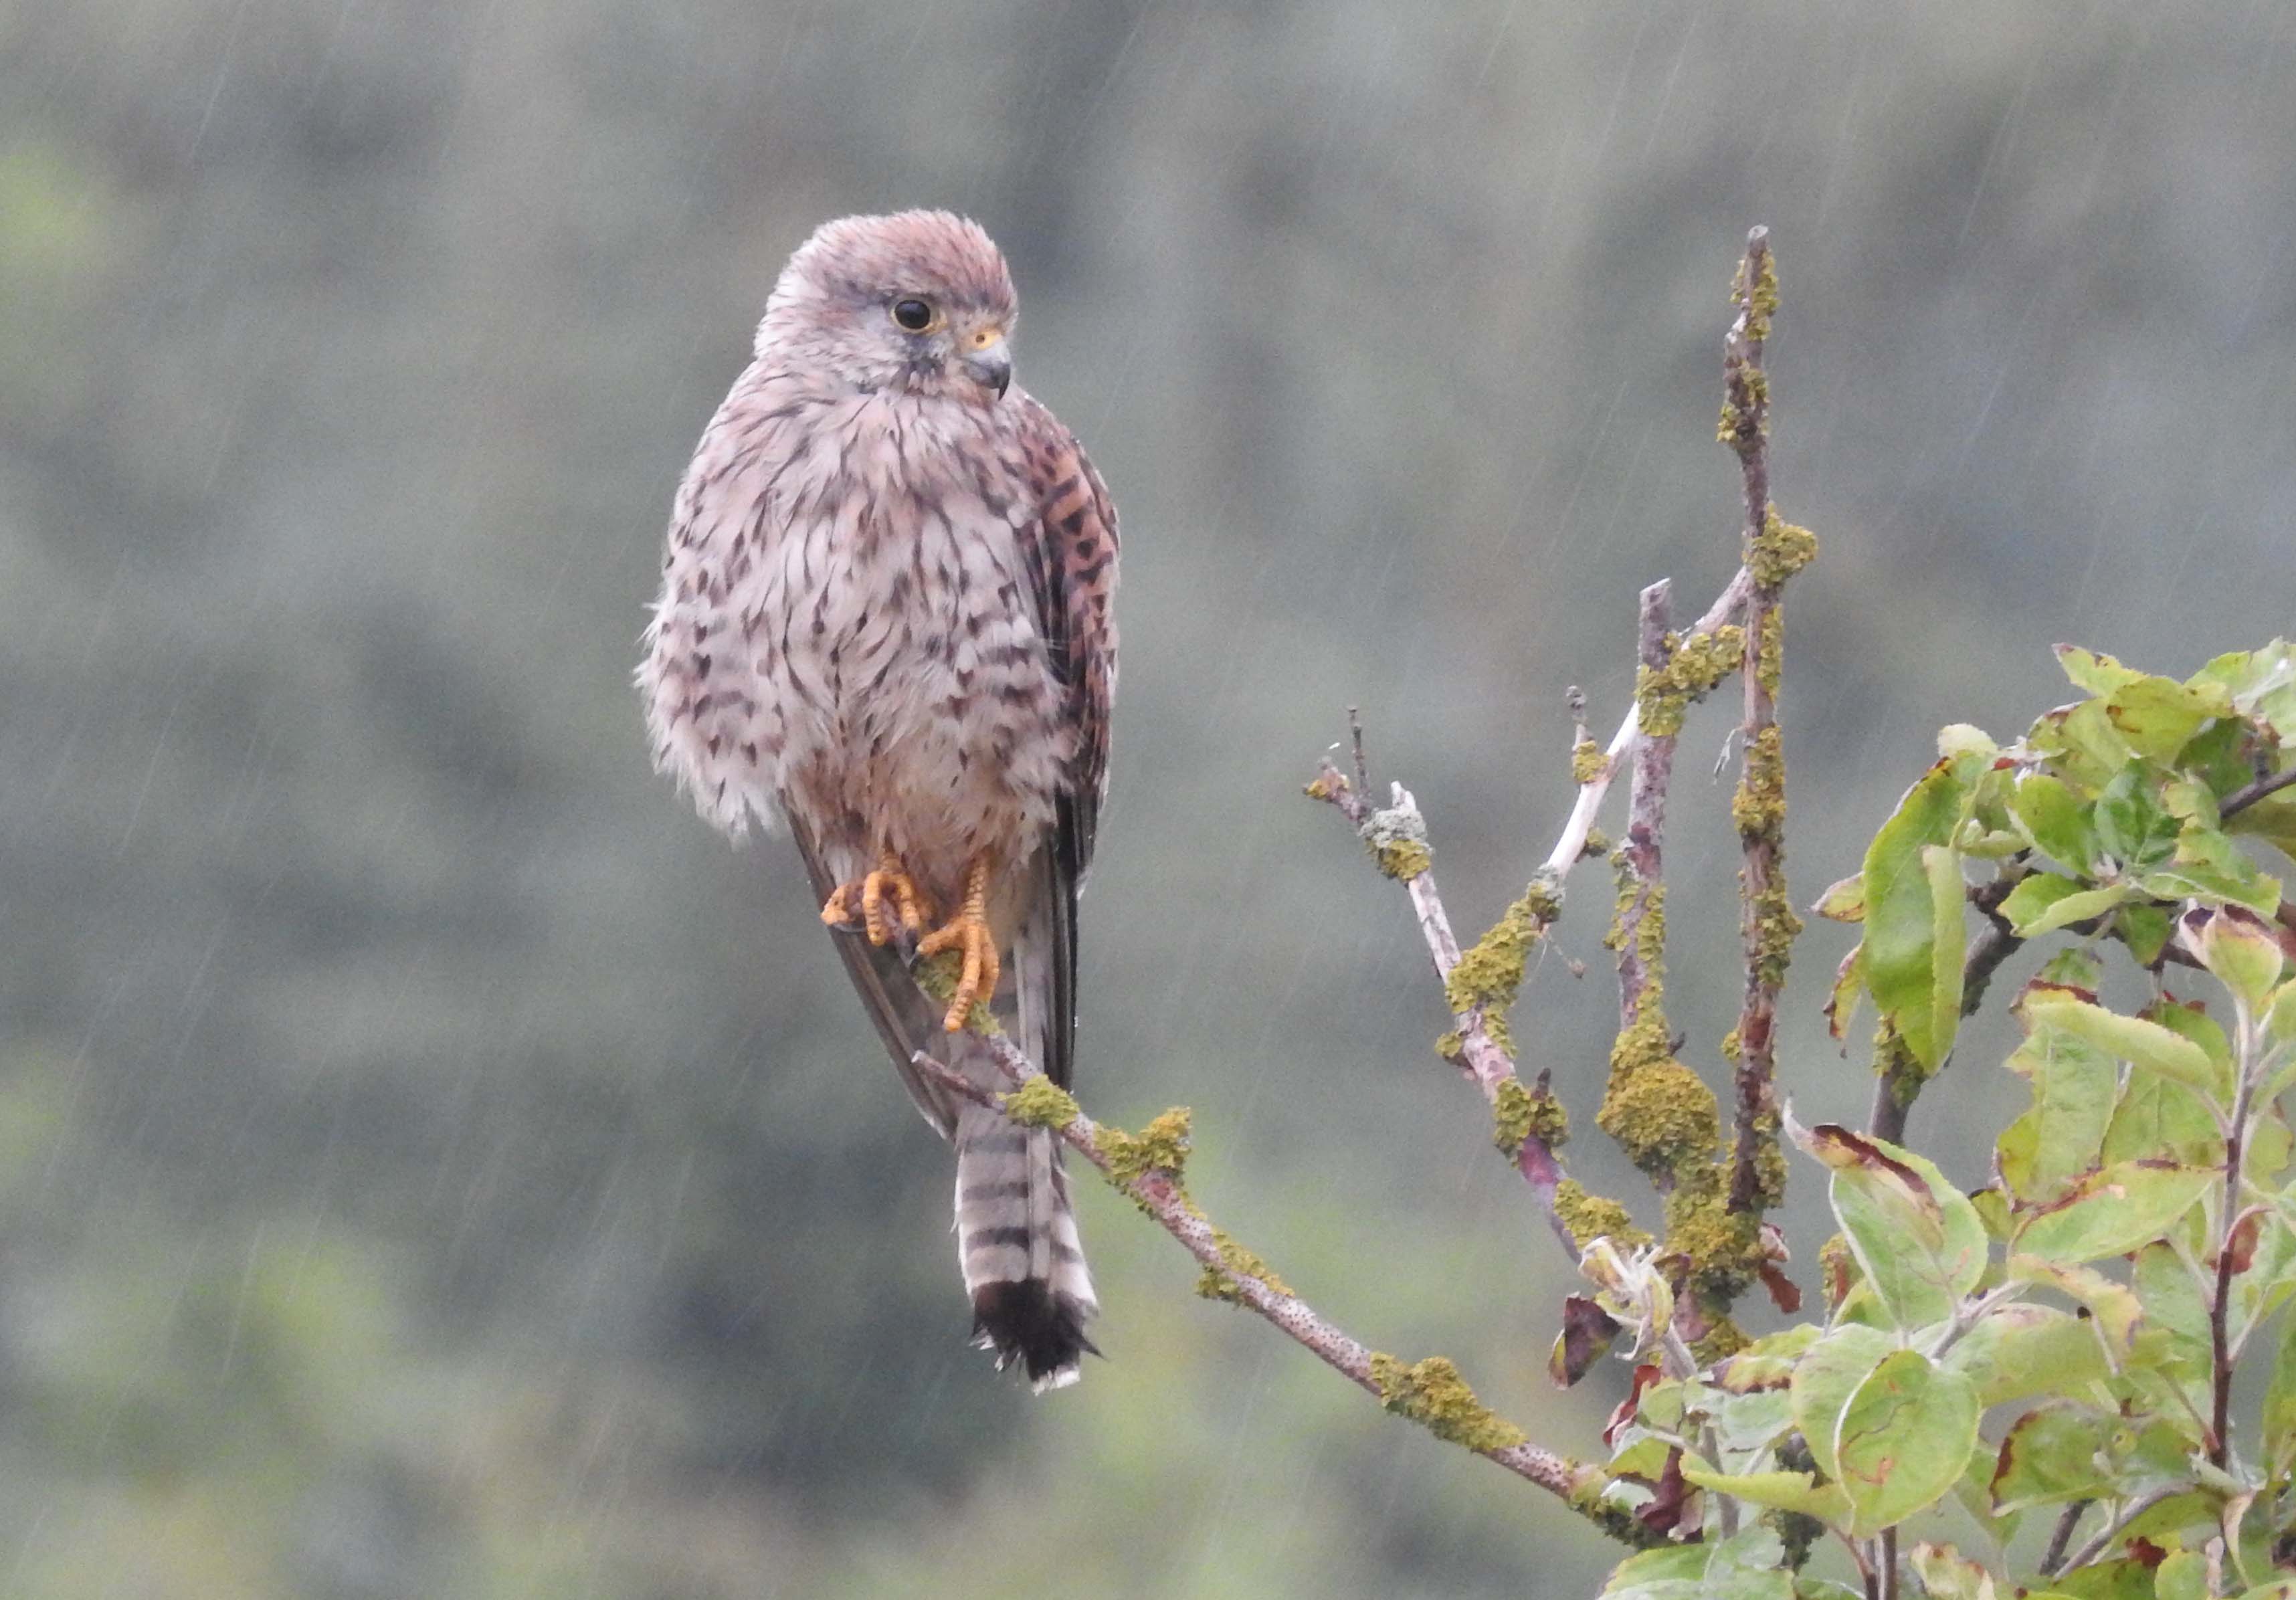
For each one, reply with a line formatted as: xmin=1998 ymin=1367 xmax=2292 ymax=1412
xmin=961 ymin=335 xmax=1012 ymax=400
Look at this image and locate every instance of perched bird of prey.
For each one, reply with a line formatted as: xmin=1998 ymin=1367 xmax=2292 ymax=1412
xmin=639 ymin=211 xmax=1118 ymax=1390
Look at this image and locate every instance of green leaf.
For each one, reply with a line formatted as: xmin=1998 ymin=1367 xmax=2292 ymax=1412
xmin=2178 ymin=905 xmax=2289 ymax=1009
xmin=2104 ymin=673 xmax=2234 ymax=762
xmin=2004 ymin=1256 xmax=2143 ymax=1361
xmin=1825 ymin=944 xmax=1867 ymax=1042
xmin=2115 ymin=900 xmax=2174 ymax=967
xmin=1679 ymin=1462 xmax=1852 ymax=1523
xmin=1790 ymin=1120 xmax=1988 ymax=1328
xmin=2000 ymin=874 xmax=2127 ymax=938
xmin=2094 ymin=766 xmax=2181 ymax=874
xmin=2101 ymin=1065 xmax=2223 ymax=1169
xmin=2154 ymin=1551 xmax=2209 ymax=1600
xmin=2139 ymin=829 xmax=2284 ymax=915
xmin=1941 ymin=1303 xmax=2112 ymax=1405
xmin=1711 ymin=1387 xmax=1798 ymax=1471
xmin=2146 ymin=998 xmax=2237 ymax=1091
xmin=2265 ymin=1303 xmax=2296 ymax=1481
xmin=2056 ymin=645 xmax=2145 ymax=698
xmin=1862 ymin=762 xmax=1969 ymax=1072
xmin=2050 ymin=1560 xmax=2169 ymax=1600
xmin=2019 ymin=994 xmax=2223 ymax=1095
xmin=1997 ymin=1021 xmax=2118 ymax=1204
xmin=1598 ymin=1528 xmax=1792 ymax=1600
xmin=2130 ymin=1242 xmax=2212 ymax=1379
xmin=2269 ymin=979 xmax=2296 ymax=1044
xmin=1719 ymin=1324 xmax=1822 ymax=1393
xmin=1812 ymin=872 xmax=1864 ymax=923
xmin=2038 ymin=699 xmax=2137 ymax=793
xmin=2038 ymin=947 xmax=2105 ymax=991
xmin=2012 ymin=1162 xmax=2217 ymax=1264
xmin=1836 ymin=1350 xmax=1982 ymax=1536
xmin=1909 ymin=1543 xmax=1998 ymax=1600
xmin=1988 ymin=1403 xmax=2115 ymax=1512
xmin=2010 ymin=773 xmax=2095 ymax=870
xmin=1790 ymin=1324 xmax=1895 ymax=1483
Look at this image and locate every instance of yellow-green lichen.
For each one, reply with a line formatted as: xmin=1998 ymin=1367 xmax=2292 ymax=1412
xmin=1689 ymin=1316 xmax=1749 ymax=1365
xmin=915 ymin=951 xmax=1001 ymax=1034
xmin=1603 ymin=853 xmax=1658 ymax=955
xmin=1663 ymin=1178 xmax=1763 ymax=1304
xmin=1001 ymin=1076 xmax=1080 ymax=1129
xmin=1581 ymin=825 xmax=1610 ymax=858
xmin=1362 ymin=803 xmax=1432 ymax=882
xmin=1755 ymin=605 xmax=1787 ymax=697
xmin=1368 ymin=1354 xmax=1528 ymax=1454
xmin=1096 ymin=1106 xmax=1192 ymax=1189
xmin=1434 ymin=1030 xmax=1464 ymax=1062
xmin=1303 ymin=771 xmax=1346 ymax=802
xmin=1195 ymin=1226 xmax=1294 ymax=1305
xmin=1743 ymin=1128 xmax=1789 ymax=1212
xmin=1731 ymin=726 xmax=1789 ymax=839
xmin=1634 ymin=625 xmax=1746 ymax=738
xmin=1442 ymin=883 xmax=1559 ymax=1057
xmin=1553 ymin=1179 xmax=1650 ymax=1251
xmin=1571 ymin=737 xmax=1607 ymax=785
xmin=1375 ymin=837 xmax=1431 ymax=880
xmin=1598 ymin=1054 xmax=1722 ymax=1180
xmin=1730 ymin=724 xmax=1801 ymax=989
xmin=1747 ymin=507 xmax=1818 ymax=589
xmin=1491 ymin=1076 xmax=1567 ymax=1157
xmin=1741 ymin=249 xmax=1780 ymax=340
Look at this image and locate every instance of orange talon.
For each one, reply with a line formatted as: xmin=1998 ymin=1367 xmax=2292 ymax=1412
xmin=918 ymin=858 xmax=999 ymax=1031
xmin=822 ymin=852 xmax=931 ymax=945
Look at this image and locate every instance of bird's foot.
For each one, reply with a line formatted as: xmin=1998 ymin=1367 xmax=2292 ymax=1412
xmin=917 ymin=858 xmax=998 ymax=1032
xmin=820 ymin=852 xmax=931 ymax=946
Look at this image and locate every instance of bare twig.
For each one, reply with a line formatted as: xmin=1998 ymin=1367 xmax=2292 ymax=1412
xmin=1539 ymin=573 xmax=1755 ymax=884
xmin=1309 ymin=766 xmax=1580 ymax=1257
xmin=1720 ymin=226 xmax=1799 ymax=1217
xmin=909 ymin=1037 xmax=1636 ymax=1523
xmin=2040 ymin=1500 xmax=2092 ymax=1577
xmin=1615 ymin=580 xmax=1679 ymax=1035
xmin=2224 ymin=763 xmax=2296 ymax=819
xmin=2056 ymin=1488 xmax=2180 ymax=1573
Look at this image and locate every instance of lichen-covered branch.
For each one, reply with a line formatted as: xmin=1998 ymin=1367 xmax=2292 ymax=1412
xmin=1306 ymin=762 xmax=1586 ymax=1256
xmin=906 ymin=1037 xmax=1654 ymax=1540
xmin=1717 ymin=226 xmax=1811 ymax=1217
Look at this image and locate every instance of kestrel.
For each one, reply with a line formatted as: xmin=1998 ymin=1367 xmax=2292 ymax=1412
xmin=638 ymin=212 xmax=1117 ymax=1391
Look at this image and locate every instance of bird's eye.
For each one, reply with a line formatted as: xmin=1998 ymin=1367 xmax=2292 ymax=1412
xmin=891 ymin=298 xmax=936 ymax=332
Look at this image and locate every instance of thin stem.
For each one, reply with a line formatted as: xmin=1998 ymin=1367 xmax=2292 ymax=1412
xmin=2059 ymin=1489 xmax=2178 ymax=1573
xmin=2210 ymin=1011 xmax=2262 ymax=1468
xmin=907 ymin=1037 xmax=1638 ymax=1527
xmin=1310 ymin=766 xmax=1582 ymax=1257
xmin=2040 ymin=1500 xmax=2092 ymax=1577
xmin=2224 ymin=764 xmax=2296 ymax=818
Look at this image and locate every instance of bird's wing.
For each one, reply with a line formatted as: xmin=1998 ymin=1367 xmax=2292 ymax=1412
xmin=788 ymin=811 xmax=962 ymax=1141
xmin=1010 ymin=395 xmax=1119 ymax=1091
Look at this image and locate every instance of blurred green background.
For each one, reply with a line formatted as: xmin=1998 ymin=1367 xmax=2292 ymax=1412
xmin=2 ymin=1 xmax=2291 ymax=1595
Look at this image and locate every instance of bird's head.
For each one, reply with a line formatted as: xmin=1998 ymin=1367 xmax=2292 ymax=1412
xmin=762 ymin=210 xmax=1019 ymax=403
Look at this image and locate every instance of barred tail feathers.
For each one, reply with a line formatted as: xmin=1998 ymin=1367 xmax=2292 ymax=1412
xmin=951 ymin=1048 xmax=1098 ymax=1391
